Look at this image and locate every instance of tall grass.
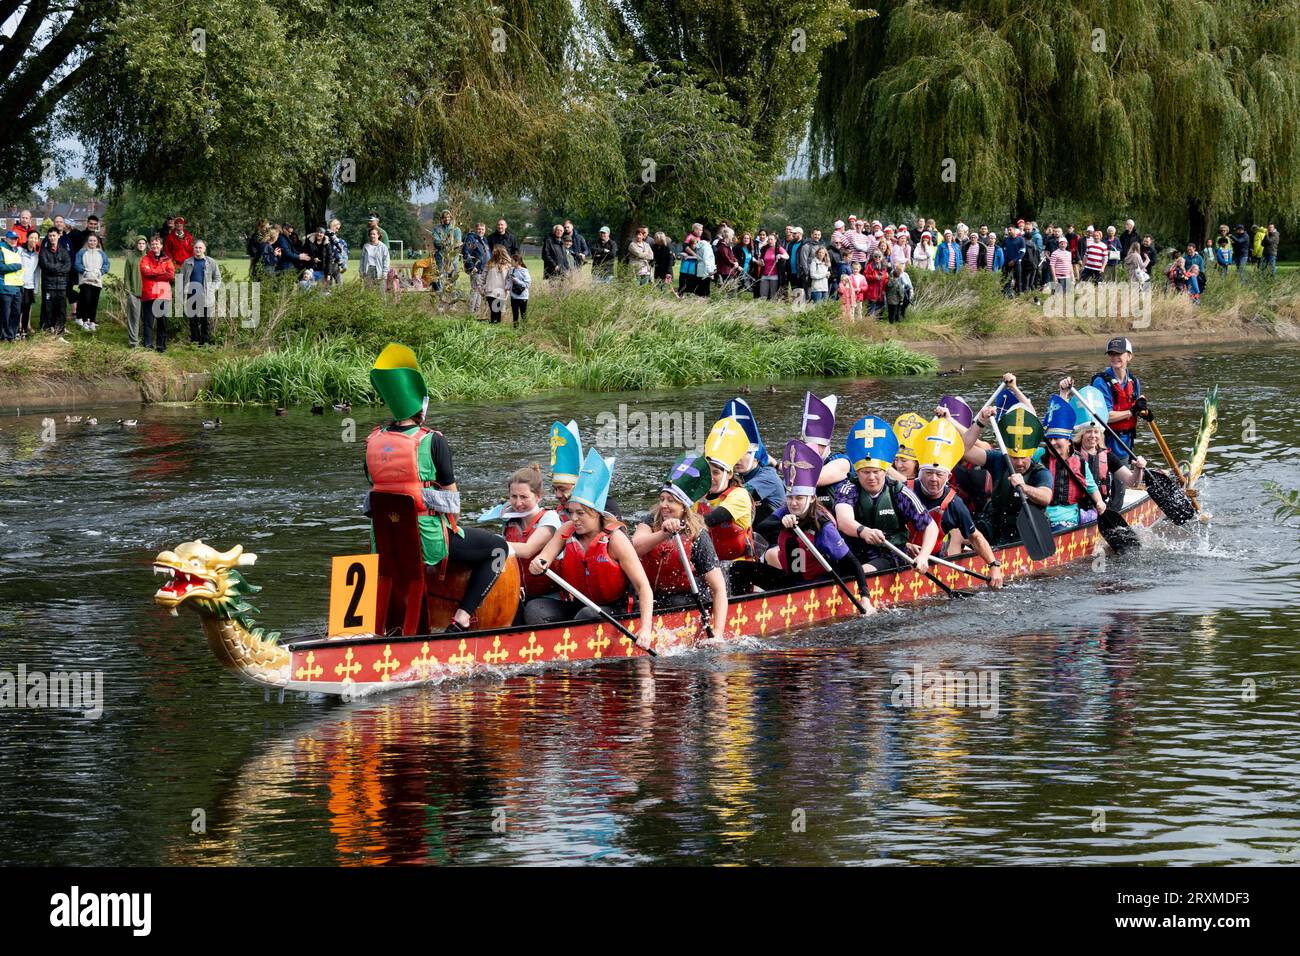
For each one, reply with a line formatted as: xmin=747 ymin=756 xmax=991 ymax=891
xmin=201 ymin=283 xmax=939 ymax=405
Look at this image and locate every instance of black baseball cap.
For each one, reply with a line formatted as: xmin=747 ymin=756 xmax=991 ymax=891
xmin=1106 ymin=337 xmax=1133 ymax=355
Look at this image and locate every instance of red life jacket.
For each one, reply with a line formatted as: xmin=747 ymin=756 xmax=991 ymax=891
xmin=697 ymin=485 xmax=754 ymax=561
xmin=366 ymin=424 xmax=443 ymax=519
xmin=505 ymin=509 xmax=554 ymax=597
xmin=1087 ymin=451 xmax=1111 ymax=501
xmin=639 ymin=533 xmax=694 ymax=594
xmin=1102 ymin=369 xmax=1137 ymax=435
xmin=775 ymin=513 xmax=830 ymax=581
xmin=556 ymin=524 xmax=628 ymax=606
xmin=906 ymin=479 xmax=955 ymax=553
xmin=1045 ymin=452 xmax=1086 ymax=505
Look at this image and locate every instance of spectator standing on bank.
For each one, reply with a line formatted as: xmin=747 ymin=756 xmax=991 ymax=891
xmin=462 ymin=222 xmax=490 ymax=309
xmin=694 ymin=229 xmax=716 ymax=297
xmin=38 ymin=228 xmax=72 ymax=338
xmin=1231 ymin=224 xmax=1250 ymax=277
xmin=591 ymin=226 xmax=618 ymax=282
xmin=651 ymin=231 xmax=674 ymax=288
xmin=1261 ymin=224 xmax=1279 ymax=275
xmin=0 ymin=230 xmax=21 ymax=342
xmin=164 ymin=217 xmax=194 ymax=267
xmin=123 ymin=235 xmax=147 ymax=347
xmin=181 ymin=240 xmax=222 ymax=345
xmin=486 ymin=219 xmax=519 ymax=259
xmin=543 ymin=224 xmax=569 ymax=281
xmin=430 ymin=211 xmax=460 ymax=290
xmin=18 ymin=232 xmax=40 ymax=340
xmin=359 ymin=227 xmax=389 ymax=287
xmin=365 ymin=215 xmax=390 ymax=248
xmin=628 ymin=227 xmax=654 ymax=285
xmin=482 ymin=244 xmax=512 ymax=322
xmin=73 ymin=234 xmax=109 ymax=332
xmin=509 ymin=253 xmax=530 ymax=327
xmin=327 ymin=219 xmax=348 ymax=285
xmin=140 ymin=236 xmax=176 ymax=353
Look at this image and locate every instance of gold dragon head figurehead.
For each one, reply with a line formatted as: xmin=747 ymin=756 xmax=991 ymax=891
xmin=153 ymin=540 xmax=259 ymax=613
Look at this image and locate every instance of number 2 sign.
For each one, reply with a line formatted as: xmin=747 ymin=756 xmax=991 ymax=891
xmin=328 ymin=554 xmax=379 ymax=637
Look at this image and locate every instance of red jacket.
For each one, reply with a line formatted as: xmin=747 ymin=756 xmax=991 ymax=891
xmin=163 ymin=229 xmax=194 ymax=266
xmin=140 ymin=253 xmax=176 ymax=301
xmin=864 ymin=261 xmax=888 ymax=302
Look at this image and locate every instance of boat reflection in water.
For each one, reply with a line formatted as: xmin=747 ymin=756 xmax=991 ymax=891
xmin=176 ymin=617 xmax=1179 ymax=867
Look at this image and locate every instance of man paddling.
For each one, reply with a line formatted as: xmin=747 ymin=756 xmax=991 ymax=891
xmin=365 ymin=344 xmax=509 ymax=633
xmin=1090 ymin=337 xmax=1144 ymax=464
xmin=833 ymin=415 xmax=939 ymax=573
xmin=955 ymin=402 xmax=1052 ymax=546
xmin=907 ymin=417 xmax=1004 ymax=588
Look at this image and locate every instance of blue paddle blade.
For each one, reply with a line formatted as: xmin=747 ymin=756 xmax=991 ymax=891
xmin=993 ymin=389 xmax=1018 ymax=420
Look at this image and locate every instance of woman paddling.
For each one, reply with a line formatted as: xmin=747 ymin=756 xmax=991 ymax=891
xmin=755 ymin=439 xmax=874 ymax=611
xmin=1062 ymin=381 xmax=1147 ymax=522
xmin=632 ymin=454 xmax=728 ymax=639
xmin=526 ymin=449 xmax=655 ymax=647
xmin=365 ymin=344 xmax=509 ymax=633
xmin=500 ymin=463 xmax=563 ymax=602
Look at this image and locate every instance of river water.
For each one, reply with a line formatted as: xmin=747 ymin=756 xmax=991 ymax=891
xmin=2 ymin=346 xmax=1297 ymax=865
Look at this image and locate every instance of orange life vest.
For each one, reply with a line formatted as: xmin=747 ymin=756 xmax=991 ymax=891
xmin=906 ymin=479 xmax=955 ymax=554
xmin=697 ymin=485 xmax=754 ymax=561
xmin=1046 ymin=452 xmax=1086 ymax=506
xmin=556 ymin=524 xmax=628 ymax=606
xmin=639 ymin=533 xmax=693 ymax=595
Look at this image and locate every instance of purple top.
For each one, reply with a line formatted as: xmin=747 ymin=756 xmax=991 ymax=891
xmin=772 ymin=506 xmax=852 ymax=564
xmin=832 ymin=479 xmax=932 ymax=532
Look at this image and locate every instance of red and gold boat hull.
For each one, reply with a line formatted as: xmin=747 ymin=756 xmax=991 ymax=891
xmin=276 ymin=494 xmax=1161 ymax=698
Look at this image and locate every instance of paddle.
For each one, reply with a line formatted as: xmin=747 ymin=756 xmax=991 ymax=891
xmin=673 ymin=531 xmax=716 ymax=640
xmin=984 ymin=385 xmax=1057 ymax=560
xmin=1067 ymin=386 xmax=1197 ymax=524
xmin=543 ymin=568 xmax=657 ymax=656
xmin=791 ymin=524 xmax=871 ymax=615
xmin=1041 ymin=441 xmax=1138 ymax=553
xmin=876 ymin=539 xmax=968 ymax=598
xmin=919 ymin=550 xmax=994 ymax=583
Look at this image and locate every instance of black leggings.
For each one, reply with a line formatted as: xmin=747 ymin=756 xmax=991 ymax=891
xmin=447 ymin=526 xmax=508 ymax=614
xmin=510 ymin=298 xmax=526 ymax=325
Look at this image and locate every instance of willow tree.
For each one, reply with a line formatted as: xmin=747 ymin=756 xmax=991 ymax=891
xmin=812 ymin=0 xmax=1300 ymax=241
xmin=70 ymin=0 xmax=619 ymax=227
xmin=580 ymin=0 xmax=864 ymax=232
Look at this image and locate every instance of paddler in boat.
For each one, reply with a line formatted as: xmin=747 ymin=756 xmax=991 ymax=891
xmin=801 ymin=391 xmax=852 ymax=493
xmin=956 ymin=401 xmax=1052 ymax=546
xmin=365 ymin=343 xmax=510 ymax=633
xmin=696 ymin=415 xmax=759 ymax=592
xmin=500 ymin=463 xmax=563 ymax=603
xmin=1060 ymin=379 xmax=1147 ymax=522
xmin=526 ymin=448 xmax=656 ymax=647
xmin=721 ymin=397 xmax=785 ymax=526
xmin=906 ymin=415 xmax=1004 ymax=587
xmin=891 ymin=412 xmax=925 ymax=481
xmin=631 ymin=453 xmax=728 ymax=639
xmin=1034 ymin=399 xmax=1108 ymax=532
xmin=833 ymin=415 xmax=939 ymax=573
xmin=756 ymin=439 xmax=874 ymax=611
xmin=1090 ymin=336 xmax=1143 ymax=466
xmin=549 ymin=419 xmax=582 ymax=512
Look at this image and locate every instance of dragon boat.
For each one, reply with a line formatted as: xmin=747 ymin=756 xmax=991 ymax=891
xmin=152 ymin=389 xmax=1216 ymax=701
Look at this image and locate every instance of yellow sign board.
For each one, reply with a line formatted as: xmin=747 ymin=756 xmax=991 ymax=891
xmin=328 ymin=554 xmax=379 ymax=637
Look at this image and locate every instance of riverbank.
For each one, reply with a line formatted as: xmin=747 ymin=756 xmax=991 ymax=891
xmin=3 ymin=268 xmax=1296 ymax=409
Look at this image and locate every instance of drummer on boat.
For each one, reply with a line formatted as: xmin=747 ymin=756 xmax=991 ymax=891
xmin=631 ymin=453 xmax=729 ymax=639
xmin=906 ymin=415 xmax=1004 ymax=588
xmin=756 ymin=439 xmax=874 ymax=610
xmin=832 ymin=415 xmax=939 ymax=573
xmin=364 ymin=343 xmax=510 ymax=633
xmin=526 ymin=449 xmax=656 ymax=647
xmin=1090 ymin=337 xmax=1144 ymax=466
